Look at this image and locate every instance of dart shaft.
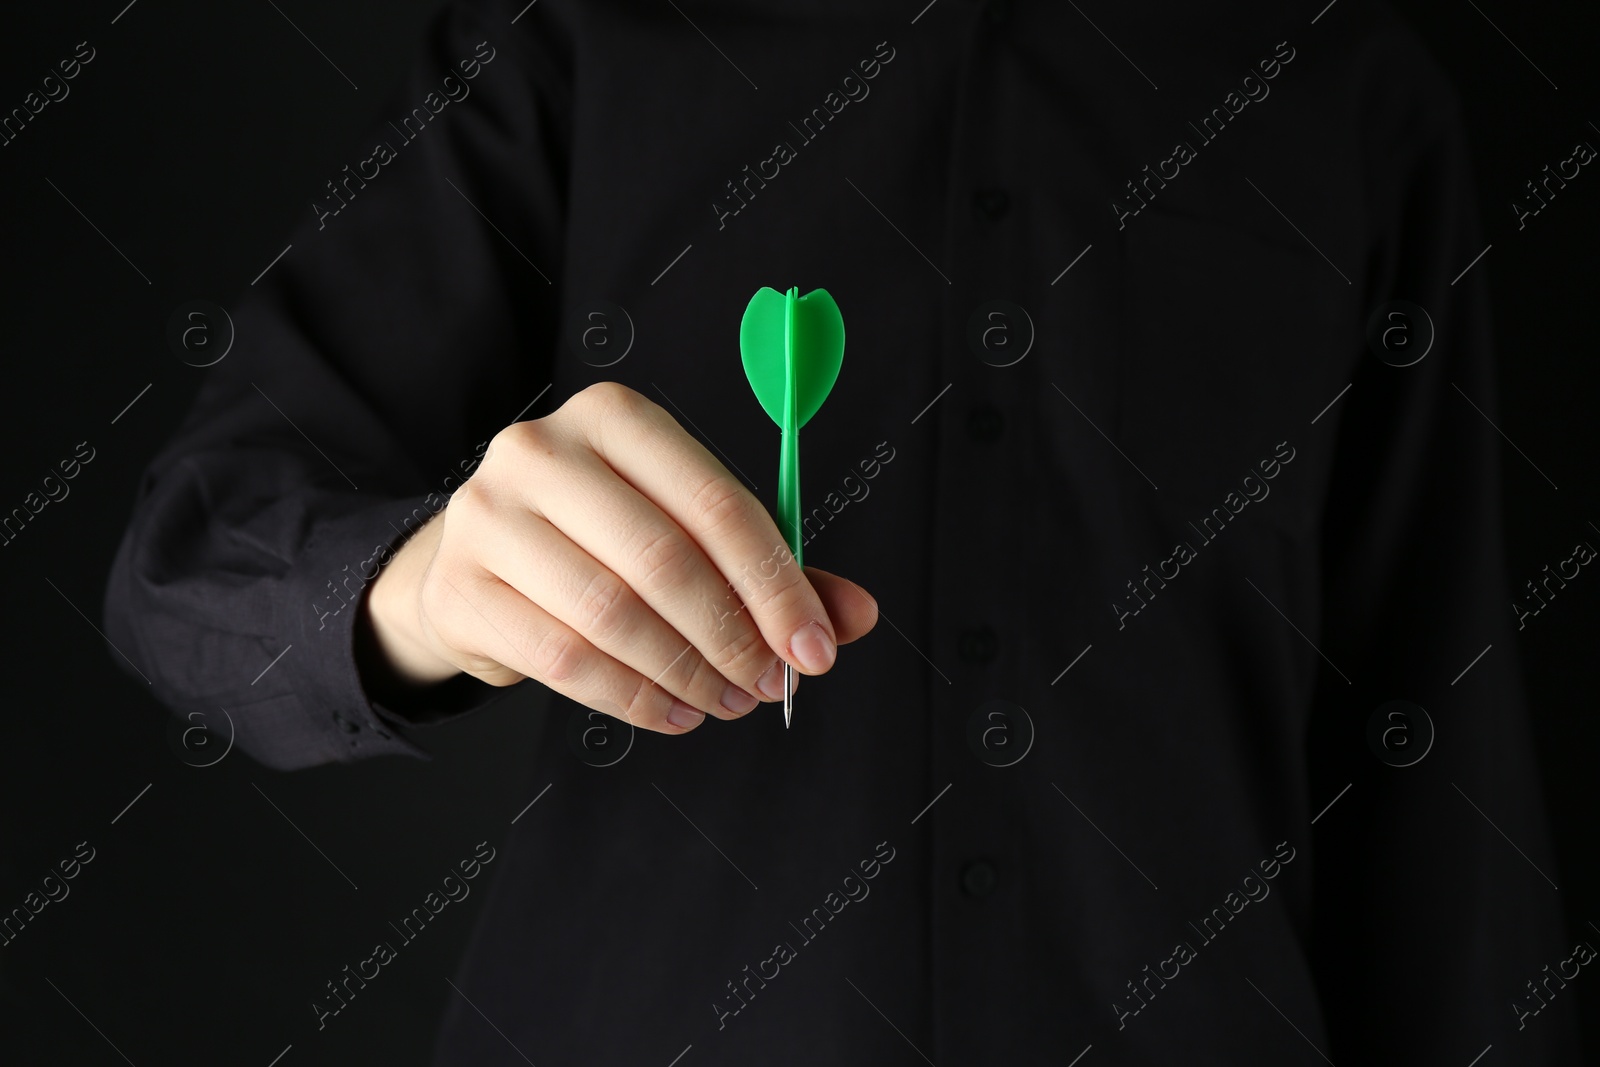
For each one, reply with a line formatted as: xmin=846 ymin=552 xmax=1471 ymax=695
xmin=779 ymin=287 xmax=801 ymax=727
xmin=778 ymin=286 xmax=802 ymax=566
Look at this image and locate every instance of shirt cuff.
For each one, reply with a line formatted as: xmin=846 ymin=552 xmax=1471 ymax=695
xmin=285 ymin=492 xmax=512 ymax=764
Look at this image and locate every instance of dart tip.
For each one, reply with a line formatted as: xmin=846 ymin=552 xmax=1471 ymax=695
xmin=783 ymin=663 xmax=793 ymax=728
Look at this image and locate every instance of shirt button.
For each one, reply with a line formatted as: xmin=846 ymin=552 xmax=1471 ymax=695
xmin=333 ymin=713 xmax=360 ymax=734
xmin=960 ymin=859 xmax=998 ymax=898
xmin=967 ymin=404 xmax=1004 ymax=442
xmin=973 ymin=188 xmax=1010 ymax=222
xmin=958 ymin=625 xmax=998 ymax=664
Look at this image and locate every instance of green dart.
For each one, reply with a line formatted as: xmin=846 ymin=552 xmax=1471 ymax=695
xmin=739 ymin=285 xmax=845 ymax=728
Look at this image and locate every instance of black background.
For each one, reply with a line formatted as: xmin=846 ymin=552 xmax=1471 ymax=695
xmin=0 ymin=1 xmax=1595 ymax=1063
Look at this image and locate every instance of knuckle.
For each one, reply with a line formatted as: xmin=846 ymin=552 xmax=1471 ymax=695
xmin=481 ymin=420 xmax=567 ymax=498
xmin=572 ymin=570 xmax=634 ymax=643
xmin=488 ymin=419 xmax=557 ymax=473
xmin=711 ymin=622 xmax=769 ymax=678
xmin=743 ymin=553 xmax=808 ymax=618
xmin=685 ymin=475 xmax=754 ymax=538
xmin=485 ymin=421 xmax=525 ymax=462
xmin=619 ymin=675 xmax=658 ymax=728
xmin=444 ymin=476 xmax=489 ymax=524
xmin=575 ymin=380 xmax=643 ymax=420
xmin=631 ymin=526 xmax=698 ymax=594
xmin=467 ymin=662 xmax=525 ymax=688
xmin=524 ymin=625 xmax=585 ymax=684
xmin=680 ymin=653 xmax=730 ymax=708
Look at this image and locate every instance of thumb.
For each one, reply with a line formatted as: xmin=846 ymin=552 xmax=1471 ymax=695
xmin=802 ymin=567 xmax=878 ymax=646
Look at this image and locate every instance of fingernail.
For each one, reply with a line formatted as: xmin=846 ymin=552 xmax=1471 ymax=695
xmin=789 ymin=622 xmax=836 ymax=674
xmin=719 ymin=683 xmax=759 ymax=716
xmin=666 ymin=700 xmax=704 ymax=731
xmin=757 ymin=660 xmax=798 ymax=701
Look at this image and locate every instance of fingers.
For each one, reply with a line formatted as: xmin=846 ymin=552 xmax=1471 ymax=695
xmin=443 ymin=384 xmax=878 ymax=738
xmin=802 ymin=568 xmax=880 ymax=646
xmin=567 ymin=383 xmax=840 ymax=678
xmin=432 ymin=570 xmax=709 ymax=735
xmin=489 ymin=444 xmax=793 ymax=707
xmin=472 ymin=506 xmax=772 ymax=720
xmin=500 ymin=420 xmax=816 ymax=704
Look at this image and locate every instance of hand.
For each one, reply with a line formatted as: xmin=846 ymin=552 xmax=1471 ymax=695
xmin=357 ymin=382 xmax=879 ymax=733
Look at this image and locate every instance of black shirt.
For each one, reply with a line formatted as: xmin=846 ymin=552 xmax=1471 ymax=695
xmin=103 ymin=0 xmax=1581 ymax=1062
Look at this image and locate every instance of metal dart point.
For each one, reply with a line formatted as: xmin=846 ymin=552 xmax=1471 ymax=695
xmin=783 ymin=663 xmax=793 ymax=728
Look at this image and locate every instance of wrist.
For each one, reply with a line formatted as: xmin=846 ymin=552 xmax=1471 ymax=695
xmin=357 ymin=516 xmax=459 ymax=693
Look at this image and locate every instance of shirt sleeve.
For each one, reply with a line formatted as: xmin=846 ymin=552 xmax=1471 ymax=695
xmin=1304 ymin=33 xmax=1582 ymax=1064
xmin=101 ymin=0 xmax=571 ymax=771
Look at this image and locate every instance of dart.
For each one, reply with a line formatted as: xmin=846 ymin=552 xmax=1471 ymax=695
xmin=739 ymin=285 xmax=845 ymax=728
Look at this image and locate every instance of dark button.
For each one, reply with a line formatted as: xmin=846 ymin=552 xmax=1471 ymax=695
xmin=333 ymin=713 xmax=360 ymax=734
xmin=973 ymin=188 xmax=1010 ymax=222
xmin=967 ymin=404 xmax=1004 ymax=443
xmin=982 ymin=0 xmax=1012 ymax=26
xmin=960 ymin=859 xmax=998 ymax=898
xmin=958 ymin=625 xmax=998 ymax=664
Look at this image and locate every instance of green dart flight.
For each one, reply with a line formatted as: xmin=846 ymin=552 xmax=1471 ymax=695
xmin=739 ymin=285 xmax=845 ymax=728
